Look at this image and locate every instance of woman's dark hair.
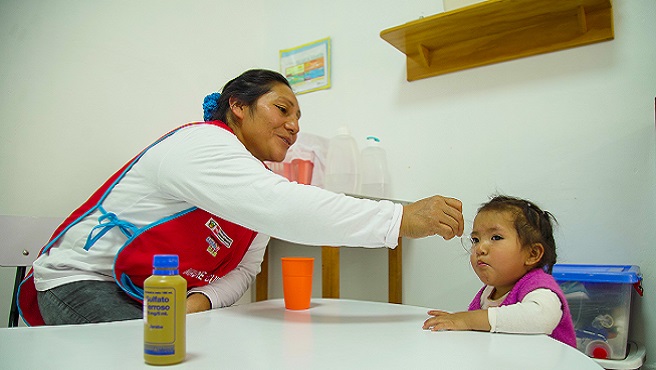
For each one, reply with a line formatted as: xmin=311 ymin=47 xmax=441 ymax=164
xmin=203 ymin=69 xmax=291 ymax=123
xmin=478 ymin=195 xmax=558 ymax=274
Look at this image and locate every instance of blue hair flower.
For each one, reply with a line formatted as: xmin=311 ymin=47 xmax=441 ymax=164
xmin=203 ymin=92 xmax=221 ymax=121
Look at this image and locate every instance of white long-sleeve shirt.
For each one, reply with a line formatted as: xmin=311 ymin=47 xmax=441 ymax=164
xmin=33 ymin=124 xmax=403 ymax=308
xmin=480 ymin=286 xmax=563 ymax=335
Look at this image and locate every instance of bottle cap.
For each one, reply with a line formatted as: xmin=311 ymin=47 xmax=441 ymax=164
xmin=365 ymin=136 xmax=381 ymax=146
xmin=153 ymin=254 xmax=179 ymax=268
xmin=337 ymin=126 xmax=351 ymax=135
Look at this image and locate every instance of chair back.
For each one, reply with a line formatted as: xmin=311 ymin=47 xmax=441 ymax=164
xmin=0 ymin=215 xmax=62 ymax=268
xmin=0 ymin=215 xmax=63 ymax=327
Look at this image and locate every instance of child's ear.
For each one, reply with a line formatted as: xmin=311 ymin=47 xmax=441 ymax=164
xmin=525 ymin=243 xmax=545 ymax=267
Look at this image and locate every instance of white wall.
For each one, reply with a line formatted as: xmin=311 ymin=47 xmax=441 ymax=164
xmin=1 ymin=0 xmax=654 ymax=367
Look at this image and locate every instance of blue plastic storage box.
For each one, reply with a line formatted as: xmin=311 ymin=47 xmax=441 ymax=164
xmin=552 ymin=264 xmax=643 ymax=360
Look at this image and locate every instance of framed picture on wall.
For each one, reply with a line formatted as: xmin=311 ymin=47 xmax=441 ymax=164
xmin=279 ymin=37 xmax=331 ymax=95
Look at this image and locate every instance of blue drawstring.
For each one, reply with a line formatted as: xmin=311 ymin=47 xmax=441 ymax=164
xmin=121 ymin=273 xmax=145 ymax=300
xmin=84 ymin=207 xmax=139 ymax=250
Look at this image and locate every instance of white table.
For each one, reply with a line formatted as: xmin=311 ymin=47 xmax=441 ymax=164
xmin=0 ymin=299 xmax=602 ymax=369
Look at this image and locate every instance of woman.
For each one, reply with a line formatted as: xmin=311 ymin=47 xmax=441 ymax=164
xmin=19 ymin=69 xmax=464 ymax=326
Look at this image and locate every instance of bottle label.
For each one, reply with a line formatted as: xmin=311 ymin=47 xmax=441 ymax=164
xmin=144 ymin=287 xmax=178 ymax=355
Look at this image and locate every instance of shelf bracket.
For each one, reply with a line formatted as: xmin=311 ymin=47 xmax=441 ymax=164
xmin=417 ymin=43 xmax=431 ymax=67
xmin=577 ymin=6 xmax=588 ymax=34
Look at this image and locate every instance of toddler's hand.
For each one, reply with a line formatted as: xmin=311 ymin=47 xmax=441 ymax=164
xmin=423 ymin=310 xmax=469 ymax=331
xmin=422 ymin=309 xmax=491 ymax=332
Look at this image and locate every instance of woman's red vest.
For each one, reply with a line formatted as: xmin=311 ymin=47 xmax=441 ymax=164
xmin=18 ymin=121 xmax=257 ymax=326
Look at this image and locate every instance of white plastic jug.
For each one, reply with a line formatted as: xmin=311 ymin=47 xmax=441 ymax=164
xmin=359 ymin=136 xmax=389 ymax=198
xmin=324 ymin=127 xmax=359 ymax=194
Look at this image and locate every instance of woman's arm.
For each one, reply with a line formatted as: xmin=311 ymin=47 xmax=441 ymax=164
xmin=185 ymin=233 xmax=269 ymax=312
xmin=156 ymin=126 xmax=459 ymax=248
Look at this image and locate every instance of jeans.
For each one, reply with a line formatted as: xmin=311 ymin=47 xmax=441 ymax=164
xmin=37 ymin=280 xmax=142 ymax=325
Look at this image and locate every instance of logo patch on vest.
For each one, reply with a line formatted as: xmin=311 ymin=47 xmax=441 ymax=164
xmin=183 ymin=268 xmax=221 ymax=284
xmin=206 ymin=236 xmax=220 ymax=257
xmin=205 ymin=218 xmax=233 ymax=248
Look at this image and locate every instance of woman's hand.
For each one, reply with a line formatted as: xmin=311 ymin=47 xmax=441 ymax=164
xmin=186 ymin=293 xmax=211 ymax=314
xmin=400 ymin=195 xmax=464 ymax=240
xmin=422 ymin=309 xmax=491 ymax=332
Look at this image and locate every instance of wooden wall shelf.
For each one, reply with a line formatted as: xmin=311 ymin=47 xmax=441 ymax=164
xmin=380 ymin=0 xmax=614 ymax=81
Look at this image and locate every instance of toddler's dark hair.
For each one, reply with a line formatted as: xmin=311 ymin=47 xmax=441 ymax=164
xmin=478 ymin=195 xmax=558 ymax=273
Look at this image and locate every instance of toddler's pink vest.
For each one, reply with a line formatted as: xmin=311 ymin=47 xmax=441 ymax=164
xmin=469 ymin=268 xmax=577 ymax=347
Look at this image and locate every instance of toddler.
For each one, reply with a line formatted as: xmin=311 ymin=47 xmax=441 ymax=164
xmin=423 ymin=195 xmax=576 ymax=347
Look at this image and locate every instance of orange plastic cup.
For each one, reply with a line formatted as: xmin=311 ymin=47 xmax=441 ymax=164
xmin=282 ymin=162 xmax=292 ymax=181
xmin=292 ymin=159 xmax=314 ymax=185
xmin=281 ymin=257 xmax=314 ymax=310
